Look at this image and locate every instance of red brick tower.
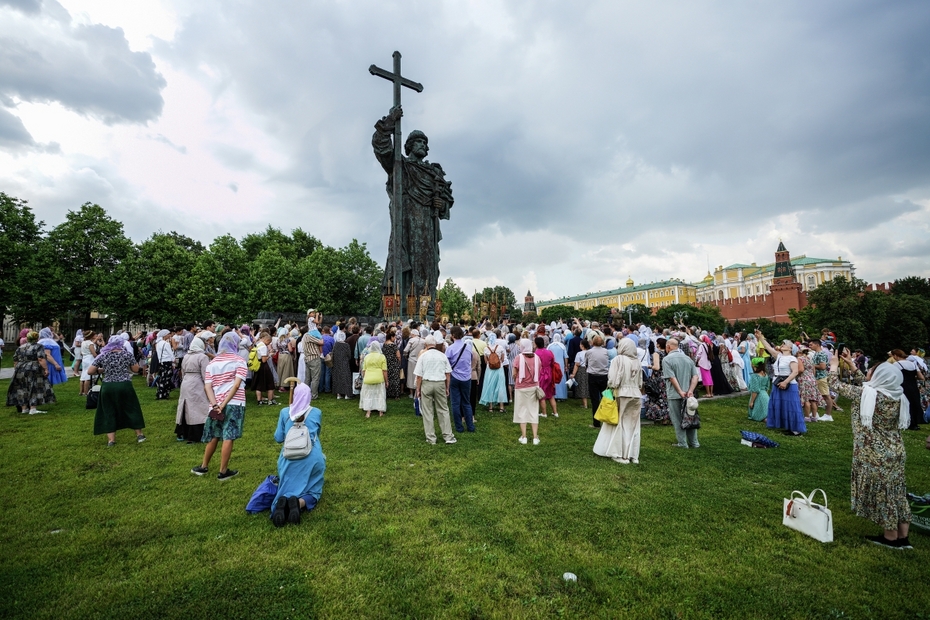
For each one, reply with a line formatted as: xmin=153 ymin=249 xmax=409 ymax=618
xmin=769 ymin=241 xmax=806 ymax=322
xmin=523 ymin=290 xmax=537 ymax=316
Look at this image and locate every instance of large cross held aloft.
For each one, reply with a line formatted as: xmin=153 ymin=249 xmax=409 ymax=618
xmin=369 ymin=51 xmax=423 ymax=301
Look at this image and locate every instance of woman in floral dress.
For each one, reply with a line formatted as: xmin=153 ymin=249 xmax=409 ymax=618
xmin=829 ymin=353 xmax=913 ymax=549
xmin=796 ymin=345 xmax=821 ymax=422
xmin=643 ymin=337 xmax=669 ymax=424
xmin=6 ymin=331 xmax=56 ymax=414
xmin=383 ymin=330 xmax=403 ymax=399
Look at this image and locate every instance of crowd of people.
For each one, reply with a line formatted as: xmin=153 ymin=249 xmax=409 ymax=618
xmin=3 ymin=314 xmax=928 ymax=543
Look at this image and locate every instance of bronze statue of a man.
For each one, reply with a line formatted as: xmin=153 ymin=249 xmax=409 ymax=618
xmin=373 ymin=107 xmax=453 ymax=301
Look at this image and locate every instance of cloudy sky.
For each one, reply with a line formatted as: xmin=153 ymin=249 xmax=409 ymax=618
xmin=2 ymin=0 xmax=928 ymax=302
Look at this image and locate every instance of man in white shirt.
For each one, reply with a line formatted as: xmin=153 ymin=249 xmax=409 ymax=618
xmin=414 ymin=336 xmax=456 ymax=445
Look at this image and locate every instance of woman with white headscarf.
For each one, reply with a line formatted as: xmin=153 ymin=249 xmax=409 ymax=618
xmin=512 ymin=338 xmax=541 ymax=445
xmin=175 ymin=335 xmax=211 ymax=443
xmin=70 ymin=329 xmax=84 ymax=377
xmin=547 ymin=333 xmax=568 ymax=401
xmin=595 ymin=338 xmax=644 ymax=464
xmin=359 ymin=340 xmax=388 ymax=417
xmin=154 ymin=329 xmax=176 ymax=400
xmin=830 ymin=352 xmax=913 ymax=549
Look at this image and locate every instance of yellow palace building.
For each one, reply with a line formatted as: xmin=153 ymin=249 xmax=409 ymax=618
xmin=536 ymin=278 xmax=698 ymax=313
xmin=536 ymin=250 xmax=854 ymax=316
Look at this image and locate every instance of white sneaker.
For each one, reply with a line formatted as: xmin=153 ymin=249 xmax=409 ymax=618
xmin=518 ymin=436 xmax=528 ymax=444
xmin=532 ymin=437 xmax=540 ymax=446
xmin=819 ymin=414 xmax=834 ymax=422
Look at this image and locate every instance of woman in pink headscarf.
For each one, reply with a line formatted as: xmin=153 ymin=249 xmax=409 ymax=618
xmin=695 ymin=335 xmax=714 ymax=397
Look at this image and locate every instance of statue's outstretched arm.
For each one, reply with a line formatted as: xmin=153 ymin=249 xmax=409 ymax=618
xmin=372 ymin=107 xmax=402 ymax=174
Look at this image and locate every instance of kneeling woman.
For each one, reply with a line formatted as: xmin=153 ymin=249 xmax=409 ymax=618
xmin=271 ymin=383 xmax=326 ymax=527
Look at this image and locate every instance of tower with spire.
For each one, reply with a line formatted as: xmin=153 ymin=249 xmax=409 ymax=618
xmin=523 ymin=290 xmax=537 ymax=316
xmin=768 ymin=241 xmax=805 ymax=321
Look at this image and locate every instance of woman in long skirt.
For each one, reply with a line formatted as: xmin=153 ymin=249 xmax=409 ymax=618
xmin=829 ymin=355 xmax=912 ymax=548
xmin=154 ymin=329 xmax=175 ymax=400
xmin=533 ymin=336 xmax=558 ymax=417
xmin=251 ymin=334 xmax=278 ymax=406
xmin=512 ymin=339 xmax=541 ymax=445
xmin=359 ymin=341 xmax=388 ymax=417
xmin=643 ymin=338 xmax=669 ymax=424
xmin=548 ymin=333 xmax=568 ymax=400
xmin=570 ymin=338 xmax=590 ymax=409
xmin=479 ymin=334 xmax=509 ymax=412
xmin=89 ymin=336 xmax=146 ymax=446
xmin=757 ymin=332 xmax=805 ymax=435
xmin=276 ymin=331 xmax=297 ymax=391
xmin=506 ymin=334 xmax=520 ymax=402
xmin=708 ymin=341 xmax=733 ymax=396
xmin=747 ymin=361 xmax=770 ymax=421
xmin=38 ymin=328 xmax=68 ymax=387
xmin=594 ymin=338 xmax=644 ymax=464
xmin=383 ymin=331 xmax=403 ymax=399
xmin=6 ymin=332 xmax=56 ymax=414
xmin=331 ymin=332 xmax=353 ymax=399
xmin=79 ymin=331 xmax=99 ymax=396
xmin=176 ymin=336 xmax=210 ymax=443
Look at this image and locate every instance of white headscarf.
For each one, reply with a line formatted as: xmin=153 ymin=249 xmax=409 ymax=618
xmin=517 ymin=338 xmax=539 ymax=382
xmin=335 ymin=331 xmax=346 ymax=343
xmin=860 ymin=362 xmax=910 ymax=429
xmin=188 ymin=337 xmax=206 ymax=354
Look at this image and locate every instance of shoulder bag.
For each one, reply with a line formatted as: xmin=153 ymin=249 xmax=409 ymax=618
xmin=783 ymin=488 xmax=833 ymax=543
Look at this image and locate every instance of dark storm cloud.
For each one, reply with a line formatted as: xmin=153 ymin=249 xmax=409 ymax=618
xmin=0 ymin=105 xmax=35 ymax=148
xmin=0 ymin=2 xmax=166 ymax=125
xmin=0 ymin=0 xmax=41 ymax=14
xmin=158 ymin=0 xmax=930 ymax=254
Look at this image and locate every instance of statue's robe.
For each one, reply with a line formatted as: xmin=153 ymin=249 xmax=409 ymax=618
xmin=373 ymin=125 xmax=453 ymax=300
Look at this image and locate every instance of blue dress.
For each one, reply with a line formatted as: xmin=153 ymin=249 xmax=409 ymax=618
xmin=39 ymin=339 xmax=68 ymax=386
xmin=271 ymin=406 xmax=326 ymax=514
xmin=738 ymin=342 xmax=753 ymax=387
xmin=548 ymin=343 xmax=568 ymax=400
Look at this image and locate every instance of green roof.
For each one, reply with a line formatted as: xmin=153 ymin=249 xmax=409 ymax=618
xmin=537 ymin=279 xmax=691 ymax=306
xmin=537 ymin=255 xmax=852 ymax=306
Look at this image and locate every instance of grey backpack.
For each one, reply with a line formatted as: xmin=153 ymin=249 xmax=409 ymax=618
xmin=283 ymin=421 xmax=312 ymax=460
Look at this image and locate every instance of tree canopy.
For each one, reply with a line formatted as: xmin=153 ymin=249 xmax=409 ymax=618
xmin=0 ymin=195 xmax=384 ymax=328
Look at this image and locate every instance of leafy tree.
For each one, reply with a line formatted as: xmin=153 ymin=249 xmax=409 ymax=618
xmin=109 ymin=233 xmax=198 ymax=327
xmin=890 ymin=276 xmax=930 ymax=298
xmin=539 ymin=305 xmax=578 ymax=325
xmin=291 ymin=228 xmax=322 ymax=259
xmin=337 ymin=240 xmax=382 ymax=316
xmin=437 ymin=278 xmax=470 ymax=320
xmin=242 ymin=225 xmax=298 ymax=262
xmin=163 ymin=231 xmax=205 ymax=255
xmin=616 ymin=303 xmax=652 ymax=326
xmin=0 ymin=192 xmax=43 ymax=317
xmin=475 ymin=286 xmax=518 ymax=315
xmin=730 ymin=318 xmax=788 ymax=343
xmin=654 ymin=304 xmax=726 ymax=334
xmin=42 ymin=203 xmax=133 ymax=325
xmin=297 ymin=240 xmax=383 ymax=316
xmin=185 ymin=235 xmax=250 ymax=325
xmin=247 ymin=247 xmax=300 ymax=316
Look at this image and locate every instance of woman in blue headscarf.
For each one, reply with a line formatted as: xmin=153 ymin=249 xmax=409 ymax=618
xmin=38 ymin=327 xmax=67 ymax=386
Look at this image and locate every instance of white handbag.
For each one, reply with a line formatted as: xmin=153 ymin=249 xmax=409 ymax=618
xmin=783 ymin=488 xmax=833 ymax=543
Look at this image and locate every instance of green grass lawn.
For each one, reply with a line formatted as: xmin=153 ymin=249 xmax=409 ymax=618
xmin=1 ymin=374 xmax=927 ymax=619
